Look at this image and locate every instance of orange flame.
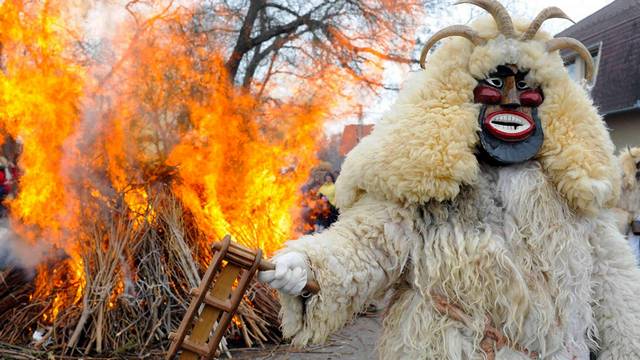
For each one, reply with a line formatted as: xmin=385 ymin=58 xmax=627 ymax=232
xmin=0 ymin=0 xmax=87 ymax=320
xmin=0 ymin=0 xmax=419 ymax=326
xmin=167 ymin=71 xmax=330 ymax=255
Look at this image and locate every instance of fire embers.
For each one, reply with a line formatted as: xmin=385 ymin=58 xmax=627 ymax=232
xmin=473 ymin=64 xmax=545 ymax=165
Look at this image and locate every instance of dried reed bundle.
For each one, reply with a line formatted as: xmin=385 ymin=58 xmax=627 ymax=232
xmin=0 ymin=186 xmax=282 ymax=358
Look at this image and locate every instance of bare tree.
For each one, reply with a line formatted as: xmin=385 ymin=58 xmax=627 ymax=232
xmin=192 ymin=0 xmax=437 ymax=92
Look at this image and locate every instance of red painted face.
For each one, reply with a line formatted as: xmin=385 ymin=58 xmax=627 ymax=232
xmin=473 ymin=65 xmax=544 ymax=142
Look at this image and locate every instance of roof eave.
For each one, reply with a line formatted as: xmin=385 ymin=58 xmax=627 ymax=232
xmin=603 ymin=101 xmax=640 ymax=116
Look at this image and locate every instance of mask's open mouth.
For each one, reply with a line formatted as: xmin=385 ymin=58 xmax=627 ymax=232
xmin=484 ymin=110 xmax=535 ymax=141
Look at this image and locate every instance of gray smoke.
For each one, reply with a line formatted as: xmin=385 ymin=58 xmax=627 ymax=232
xmin=0 ymin=218 xmax=51 ymax=270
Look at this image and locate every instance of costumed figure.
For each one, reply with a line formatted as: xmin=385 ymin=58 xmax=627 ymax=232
xmin=614 ymin=146 xmax=640 ymax=264
xmin=259 ymin=1 xmax=640 ymax=359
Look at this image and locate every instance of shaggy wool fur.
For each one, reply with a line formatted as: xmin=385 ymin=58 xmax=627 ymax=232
xmin=612 ymin=147 xmax=640 ymax=262
xmin=276 ymin=17 xmax=640 ymax=360
xmin=617 ymin=147 xmax=640 ymax=220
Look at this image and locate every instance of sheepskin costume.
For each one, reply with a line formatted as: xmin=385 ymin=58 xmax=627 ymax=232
xmin=614 ymin=147 xmax=640 ymax=263
xmin=617 ymin=147 xmax=640 ymax=222
xmin=275 ymin=2 xmax=640 ymax=359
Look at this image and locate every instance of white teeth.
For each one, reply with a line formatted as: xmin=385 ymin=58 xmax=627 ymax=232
xmin=489 ymin=114 xmax=531 ymax=134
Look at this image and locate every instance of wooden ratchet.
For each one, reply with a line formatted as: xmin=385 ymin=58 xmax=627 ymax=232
xmin=212 ymin=241 xmax=320 ymax=294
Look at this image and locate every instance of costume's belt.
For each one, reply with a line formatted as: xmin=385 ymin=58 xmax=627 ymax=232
xmin=431 ymin=292 xmax=541 ymax=360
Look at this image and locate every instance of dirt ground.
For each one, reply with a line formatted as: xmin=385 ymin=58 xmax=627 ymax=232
xmin=229 ymin=313 xmax=381 ymax=360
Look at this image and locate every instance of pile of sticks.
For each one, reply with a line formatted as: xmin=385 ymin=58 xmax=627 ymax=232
xmin=0 ymin=189 xmax=282 ymax=358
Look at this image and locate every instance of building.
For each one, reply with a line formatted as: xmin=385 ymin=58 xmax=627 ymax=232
xmin=557 ymin=0 xmax=640 ymax=148
xmin=339 ymin=124 xmax=374 ymax=156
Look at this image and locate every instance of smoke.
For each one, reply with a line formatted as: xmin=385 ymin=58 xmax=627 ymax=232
xmin=0 ymin=1 xmax=170 ymax=271
xmin=0 ymin=218 xmax=53 ymax=271
xmin=0 ymin=2 xmax=123 ymax=272
xmin=84 ymin=2 xmax=128 ymax=41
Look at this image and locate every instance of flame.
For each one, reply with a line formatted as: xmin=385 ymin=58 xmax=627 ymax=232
xmin=0 ymin=0 xmax=419 ymax=330
xmin=0 ymin=0 xmax=85 ymax=241
xmin=167 ymin=73 xmax=329 ymax=255
xmin=0 ymin=0 xmax=87 ymax=321
xmin=33 ymin=258 xmax=85 ymax=322
xmin=108 ymin=279 xmax=124 ymax=309
xmin=0 ymin=0 xmax=327 ymax=321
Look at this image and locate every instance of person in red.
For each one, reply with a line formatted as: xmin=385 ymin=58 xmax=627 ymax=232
xmin=0 ymin=156 xmax=18 ymax=206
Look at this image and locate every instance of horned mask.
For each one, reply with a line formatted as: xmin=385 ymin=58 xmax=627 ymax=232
xmin=420 ymin=0 xmax=594 ymax=164
xmin=335 ymin=0 xmax=619 ymax=215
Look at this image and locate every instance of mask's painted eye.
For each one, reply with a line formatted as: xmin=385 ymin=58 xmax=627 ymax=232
xmin=485 ymin=77 xmax=503 ymax=88
xmin=516 ymin=80 xmax=530 ymax=90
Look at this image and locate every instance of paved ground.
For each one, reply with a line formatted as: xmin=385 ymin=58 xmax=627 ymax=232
xmin=229 ymin=313 xmax=381 ymax=359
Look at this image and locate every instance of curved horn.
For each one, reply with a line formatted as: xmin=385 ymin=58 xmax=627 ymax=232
xmin=455 ymin=0 xmax=515 ymax=38
xmin=546 ymin=37 xmax=594 ymax=82
xmin=419 ymin=25 xmax=485 ymax=68
xmin=521 ymin=7 xmax=574 ymax=41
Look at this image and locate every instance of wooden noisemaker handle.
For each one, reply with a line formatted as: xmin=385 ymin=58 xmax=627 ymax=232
xmin=211 ymin=240 xmax=321 ymax=295
xmin=260 ymin=260 xmax=321 ymax=294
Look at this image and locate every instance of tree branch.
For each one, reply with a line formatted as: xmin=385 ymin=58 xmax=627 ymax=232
xmin=242 ymin=36 xmax=290 ymax=88
xmin=249 ymin=14 xmax=310 ymax=49
xmin=225 ymin=0 xmax=265 ymax=80
xmin=324 ymin=25 xmax=415 ymax=64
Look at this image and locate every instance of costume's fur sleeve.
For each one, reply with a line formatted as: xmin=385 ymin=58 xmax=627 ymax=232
xmin=590 ymin=212 xmax=640 ymax=359
xmin=276 ymin=194 xmax=412 ymax=346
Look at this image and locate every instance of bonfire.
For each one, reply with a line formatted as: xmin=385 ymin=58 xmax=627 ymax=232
xmin=0 ymin=0 xmax=422 ymax=358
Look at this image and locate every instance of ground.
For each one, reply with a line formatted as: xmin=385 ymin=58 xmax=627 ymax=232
xmin=230 ymin=313 xmax=381 ymax=359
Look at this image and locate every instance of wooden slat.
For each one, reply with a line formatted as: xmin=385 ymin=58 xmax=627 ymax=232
xmin=181 ymin=263 xmax=242 ymax=360
xmin=190 ymin=288 xmax=233 ymax=312
xmin=220 ymin=253 xmax=254 ymax=269
xmin=168 ymin=236 xmax=300 ymax=360
xmin=206 ymin=250 xmax=262 ymax=358
xmin=166 ymin=236 xmax=231 ymax=360
xmin=180 ymin=336 xmax=209 ymax=356
xmin=213 ymin=241 xmax=256 ymax=260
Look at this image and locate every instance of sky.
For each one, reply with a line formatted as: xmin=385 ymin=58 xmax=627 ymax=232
xmin=517 ymin=0 xmax=616 ymax=33
xmin=328 ymin=0 xmax=615 ymax=134
xmin=76 ymin=0 xmax=616 ymax=135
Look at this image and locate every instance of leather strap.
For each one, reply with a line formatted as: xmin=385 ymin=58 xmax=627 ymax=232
xmin=431 ymin=292 xmax=540 ymax=360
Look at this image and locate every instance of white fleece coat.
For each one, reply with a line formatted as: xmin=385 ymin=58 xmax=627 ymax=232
xmin=615 ymin=147 xmax=640 ymax=264
xmin=276 ymin=18 xmax=640 ymax=360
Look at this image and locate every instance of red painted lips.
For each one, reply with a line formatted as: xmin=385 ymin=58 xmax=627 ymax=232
xmin=484 ymin=110 xmax=535 ymax=141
